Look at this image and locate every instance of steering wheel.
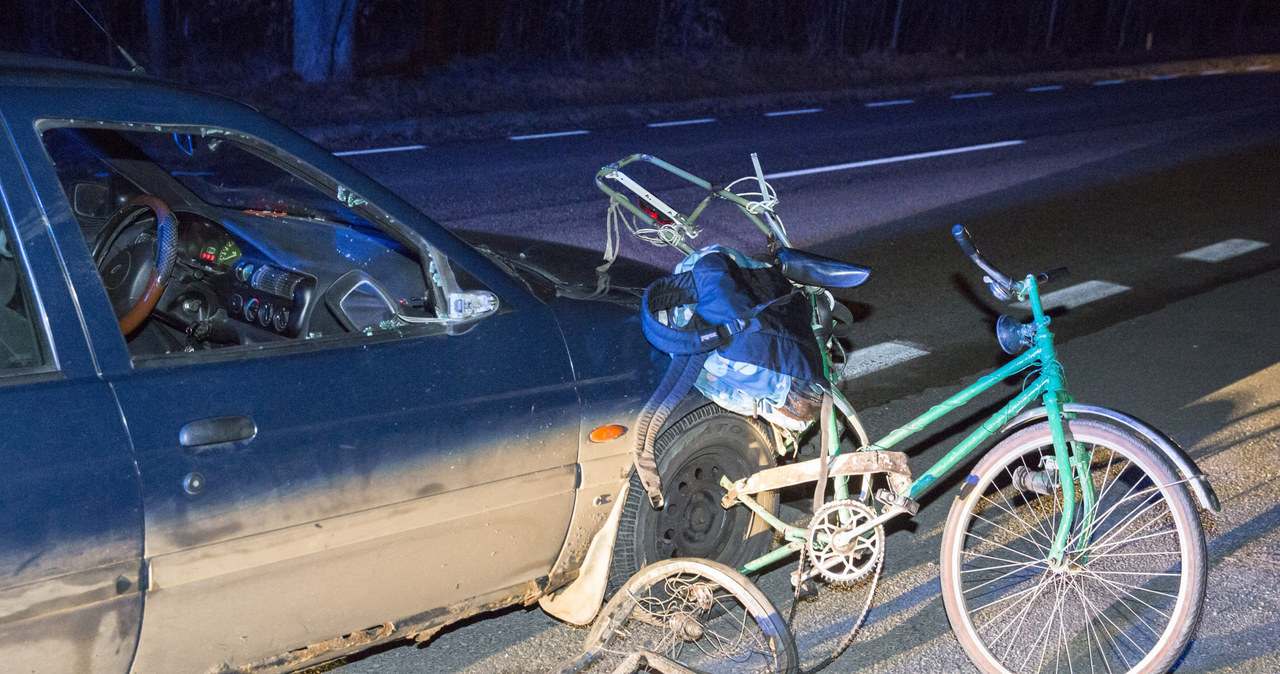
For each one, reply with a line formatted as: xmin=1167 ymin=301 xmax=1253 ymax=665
xmin=91 ymin=195 xmax=180 ymax=336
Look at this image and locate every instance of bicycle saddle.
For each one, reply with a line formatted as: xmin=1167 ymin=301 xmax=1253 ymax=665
xmin=776 ymin=247 xmax=870 ymax=288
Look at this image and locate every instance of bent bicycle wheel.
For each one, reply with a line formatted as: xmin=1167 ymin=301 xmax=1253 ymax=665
xmin=580 ymin=558 xmax=798 ymax=674
xmin=940 ymin=419 xmax=1206 ymax=674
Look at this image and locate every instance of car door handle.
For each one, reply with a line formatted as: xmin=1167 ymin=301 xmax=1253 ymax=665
xmin=180 ymin=415 xmax=257 ymax=451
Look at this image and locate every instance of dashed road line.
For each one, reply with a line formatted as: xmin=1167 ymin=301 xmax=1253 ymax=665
xmin=647 ymin=118 xmax=716 ymax=128
xmin=1177 ymin=239 xmax=1270 ymax=262
xmin=839 ymin=342 xmax=930 ymax=381
xmin=866 ymin=99 xmax=914 ymax=107
xmin=1201 ymin=69 xmax=1227 ymax=76
xmin=951 ymin=92 xmax=994 ymax=99
xmin=1015 ymin=280 xmax=1129 ymax=311
xmin=763 ymin=140 xmax=1024 ymax=180
xmin=1247 ymin=64 xmax=1272 ymax=71
xmin=333 ymin=144 xmax=426 ymax=157
xmin=1093 ymin=79 xmax=1125 ymax=86
xmin=1027 ymin=85 xmax=1063 ymax=92
xmin=1151 ymin=74 xmax=1178 ymax=80
xmin=764 ymin=108 xmax=822 ymax=117
xmin=508 ymin=130 xmax=589 ymax=141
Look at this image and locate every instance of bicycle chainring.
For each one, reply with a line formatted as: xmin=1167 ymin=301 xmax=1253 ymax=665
xmin=805 ymin=499 xmax=885 ymax=586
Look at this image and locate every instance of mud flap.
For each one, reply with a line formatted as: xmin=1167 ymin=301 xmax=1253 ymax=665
xmin=538 ymin=483 xmax=630 ymax=626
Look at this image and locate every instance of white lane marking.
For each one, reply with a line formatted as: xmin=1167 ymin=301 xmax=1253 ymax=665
xmin=1201 ymin=69 xmax=1227 ymax=76
xmin=1093 ymin=79 xmax=1125 ymax=86
xmin=951 ymin=92 xmax=994 ymax=99
xmin=1247 ymin=64 xmax=1272 ymax=71
xmin=866 ymin=99 xmax=914 ymax=107
xmin=333 ymin=144 xmax=426 ymax=157
xmin=647 ymin=118 xmax=716 ymax=128
xmin=508 ymin=130 xmax=589 ymax=141
xmin=765 ymin=108 xmax=822 ymax=117
xmin=763 ymin=140 xmax=1024 ymax=180
xmin=839 ymin=342 xmax=930 ymax=381
xmin=1014 ymin=280 xmax=1129 ymax=311
xmin=1150 ymin=74 xmax=1178 ymax=80
xmin=1027 ymin=85 xmax=1063 ymax=92
xmin=1177 ymin=238 xmax=1270 ymax=262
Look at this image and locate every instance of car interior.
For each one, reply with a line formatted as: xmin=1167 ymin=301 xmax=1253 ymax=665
xmin=38 ymin=123 xmax=495 ymax=359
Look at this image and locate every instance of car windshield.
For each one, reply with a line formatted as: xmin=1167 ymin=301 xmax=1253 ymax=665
xmin=45 ymin=126 xmax=371 ymax=228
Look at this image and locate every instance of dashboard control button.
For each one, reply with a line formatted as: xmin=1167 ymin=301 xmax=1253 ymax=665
xmin=259 ymin=303 xmax=273 ymax=327
xmin=229 ymin=294 xmax=244 ymax=314
xmin=236 ymin=262 xmax=255 ymax=283
xmin=273 ymin=308 xmax=290 ymax=333
xmin=243 ymin=298 xmax=259 ymax=322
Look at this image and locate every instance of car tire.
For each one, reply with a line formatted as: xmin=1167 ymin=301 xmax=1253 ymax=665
xmin=606 ymin=403 xmax=778 ymax=597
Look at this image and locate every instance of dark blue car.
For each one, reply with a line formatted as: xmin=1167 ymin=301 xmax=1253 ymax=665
xmin=0 ymin=55 xmax=779 ymax=672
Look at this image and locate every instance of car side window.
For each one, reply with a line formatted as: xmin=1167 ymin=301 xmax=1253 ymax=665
xmin=37 ymin=123 xmax=498 ymax=362
xmin=0 ymin=213 xmax=47 ymax=372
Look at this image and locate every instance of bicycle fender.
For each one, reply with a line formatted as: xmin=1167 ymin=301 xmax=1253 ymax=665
xmin=1004 ymin=404 xmax=1220 ymax=513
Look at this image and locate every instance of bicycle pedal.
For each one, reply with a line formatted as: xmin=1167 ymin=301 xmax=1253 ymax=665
xmin=875 ymin=489 xmax=920 ymax=516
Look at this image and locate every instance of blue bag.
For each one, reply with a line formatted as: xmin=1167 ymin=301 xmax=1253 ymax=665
xmin=631 ymin=246 xmax=828 ymax=507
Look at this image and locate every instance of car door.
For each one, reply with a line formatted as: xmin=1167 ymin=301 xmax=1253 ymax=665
xmin=19 ymin=120 xmax=580 ymax=672
xmin=0 ymin=119 xmax=143 ymax=674
xmin=116 ymin=301 xmax=581 ymax=672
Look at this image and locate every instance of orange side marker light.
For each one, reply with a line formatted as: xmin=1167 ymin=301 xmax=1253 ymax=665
xmin=589 ymin=425 xmax=627 ymax=443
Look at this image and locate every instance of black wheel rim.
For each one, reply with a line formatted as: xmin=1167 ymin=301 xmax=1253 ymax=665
xmin=651 ymin=445 xmax=751 ymax=561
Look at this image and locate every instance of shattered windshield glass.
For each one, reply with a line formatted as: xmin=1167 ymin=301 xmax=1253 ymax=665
xmin=44 ymin=126 xmax=372 ymax=228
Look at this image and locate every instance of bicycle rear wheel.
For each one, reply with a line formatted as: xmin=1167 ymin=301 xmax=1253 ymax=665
xmin=580 ymin=558 xmax=798 ymax=674
xmin=940 ymin=419 xmax=1206 ymax=674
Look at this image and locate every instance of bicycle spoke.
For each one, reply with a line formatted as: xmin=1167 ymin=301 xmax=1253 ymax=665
xmin=1064 ymin=475 xmax=1153 ymax=552
xmin=1074 ymin=581 xmax=1137 ymax=671
xmin=999 ymin=457 xmax=1058 ymax=543
xmin=972 ymin=505 xmax=1054 ymax=556
xmin=1071 ymin=581 xmax=1115 ymax=674
xmin=969 ymin=572 xmax=1054 ymax=614
xmin=1020 ymin=578 xmax=1062 ymax=671
xmin=1055 ymin=579 xmax=1071 ymax=674
xmin=1082 ymin=492 xmax=1167 ymax=553
xmin=968 ymin=531 xmax=1048 ymax=563
xmin=1086 ymin=549 xmax=1180 ymax=560
xmin=1082 ymin=569 xmax=1178 ymax=613
xmin=1083 ymin=570 xmax=1172 ymax=641
xmin=1081 ymin=528 xmax=1178 ymax=558
xmin=964 ymin=558 xmax=1049 ymax=596
xmin=962 ymin=553 xmax=1049 ymax=573
xmin=993 ymin=572 xmax=1055 ymax=664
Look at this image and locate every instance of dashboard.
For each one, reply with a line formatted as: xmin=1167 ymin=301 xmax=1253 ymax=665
xmin=155 ymin=213 xmax=319 ymax=344
xmin=88 ymin=203 xmax=438 ymax=356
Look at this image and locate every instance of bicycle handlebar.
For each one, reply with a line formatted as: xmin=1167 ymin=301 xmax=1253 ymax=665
xmin=951 ymin=225 xmax=1069 ymax=302
xmin=952 ymin=225 xmax=1015 ymax=300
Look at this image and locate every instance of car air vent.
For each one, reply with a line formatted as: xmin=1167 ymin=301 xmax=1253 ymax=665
xmin=251 ymin=265 xmax=304 ymax=299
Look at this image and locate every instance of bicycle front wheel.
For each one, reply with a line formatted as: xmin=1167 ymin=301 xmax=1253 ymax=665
xmin=581 ymin=558 xmax=798 ymax=674
xmin=940 ymin=419 xmax=1206 ymax=674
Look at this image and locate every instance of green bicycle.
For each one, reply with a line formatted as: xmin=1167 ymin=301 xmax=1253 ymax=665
xmin=592 ymin=154 xmax=1216 ymax=673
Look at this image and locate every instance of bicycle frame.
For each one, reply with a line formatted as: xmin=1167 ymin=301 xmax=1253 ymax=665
xmin=865 ymin=275 xmax=1091 ymax=564
xmin=734 ymin=274 xmax=1092 ymax=574
xmin=596 ymin=153 xmax=1095 ymax=570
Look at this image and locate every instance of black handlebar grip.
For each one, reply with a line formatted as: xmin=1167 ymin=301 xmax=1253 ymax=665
xmin=952 ymin=224 xmax=979 ymax=258
xmin=1037 ymin=267 xmax=1070 ymax=286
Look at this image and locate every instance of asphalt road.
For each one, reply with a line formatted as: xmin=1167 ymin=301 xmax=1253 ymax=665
xmin=328 ymin=69 xmax=1280 ymax=672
